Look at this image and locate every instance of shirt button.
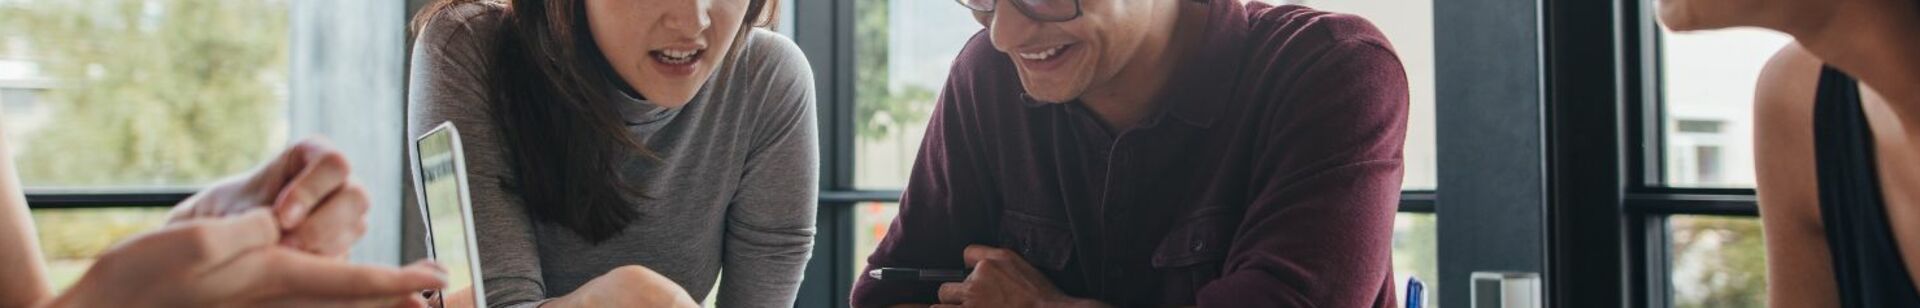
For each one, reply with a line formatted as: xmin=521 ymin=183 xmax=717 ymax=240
xmin=1192 ymin=242 xmax=1206 ymax=252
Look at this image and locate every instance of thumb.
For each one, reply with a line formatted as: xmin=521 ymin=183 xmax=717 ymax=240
xmin=264 ymin=255 xmax=448 ymax=299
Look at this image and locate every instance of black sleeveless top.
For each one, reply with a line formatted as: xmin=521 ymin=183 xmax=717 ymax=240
xmin=1812 ymin=65 xmax=1920 ymax=307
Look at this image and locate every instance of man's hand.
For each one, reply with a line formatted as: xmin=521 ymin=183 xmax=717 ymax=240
xmin=170 ymin=137 xmax=367 ymax=257
xmin=50 ymin=209 xmax=446 ymax=308
xmin=932 ymin=245 xmax=1108 ymax=308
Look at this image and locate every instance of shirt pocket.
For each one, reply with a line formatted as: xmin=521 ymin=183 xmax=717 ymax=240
xmin=996 ymin=210 xmax=1074 ymax=271
xmin=1151 ymin=209 xmax=1238 ymax=299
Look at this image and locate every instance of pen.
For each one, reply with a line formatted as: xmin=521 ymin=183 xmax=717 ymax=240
xmin=867 ymin=267 xmax=969 ymax=282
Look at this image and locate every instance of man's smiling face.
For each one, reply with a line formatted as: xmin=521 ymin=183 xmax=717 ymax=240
xmin=983 ymin=0 xmax=1162 ymax=104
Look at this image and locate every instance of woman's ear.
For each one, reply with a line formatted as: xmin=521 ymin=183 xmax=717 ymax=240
xmin=973 ymin=10 xmax=992 ymax=27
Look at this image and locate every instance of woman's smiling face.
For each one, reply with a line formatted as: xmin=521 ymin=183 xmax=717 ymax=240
xmin=587 ymin=0 xmax=750 ymax=107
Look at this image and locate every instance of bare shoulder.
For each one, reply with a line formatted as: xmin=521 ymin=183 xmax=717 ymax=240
xmin=1753 ymin=43 xmax=1822 ymax=226
xmin=1752 ymin=42 xmax=1852 ymax=307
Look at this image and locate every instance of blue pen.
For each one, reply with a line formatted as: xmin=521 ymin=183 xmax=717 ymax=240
xmin=1405 ymin=276 xmax=1425 ymax=308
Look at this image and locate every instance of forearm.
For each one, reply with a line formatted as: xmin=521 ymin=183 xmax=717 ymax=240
xmin=718 ymin=190 xmax=815 ymax=306
xmin=716 ymin=230 xmax=813 ymax=307
xmin=0 ymin=123 xmax=51 ymax=308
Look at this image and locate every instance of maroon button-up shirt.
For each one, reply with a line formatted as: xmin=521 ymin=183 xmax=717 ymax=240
xmin=850 ymin=0 xmax=1409 ymax=307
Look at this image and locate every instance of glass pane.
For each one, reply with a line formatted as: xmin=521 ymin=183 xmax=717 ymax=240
xmin=850 ymin=0 xmax=976 ymax=189
xmin=852 ymin=0 xmax=1438 ymax=190
xmin=30 ymin=207 xmax=172 ymax=292
xmin=1669 ymin=215 xmax=1768 ymax=307
xmin=853 ymin=205 xmax=1440 ymax=307
xmin=1659 ymin=28 xmax=1791 ymax=188
xmin=854 ymin=202 xmax=900 ymax=280
xmin=1393 ymin=212 xmax=1438 ymax=307
xmin=0 ymin=0 xmax=291 ymax=190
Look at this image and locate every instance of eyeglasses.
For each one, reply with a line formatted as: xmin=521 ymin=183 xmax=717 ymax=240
xmin=955 ymin=0 xmax=1083 ymax=22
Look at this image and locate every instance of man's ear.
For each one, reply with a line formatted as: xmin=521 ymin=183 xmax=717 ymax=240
xmin=973 ymin=11 xmax=992 ymax=27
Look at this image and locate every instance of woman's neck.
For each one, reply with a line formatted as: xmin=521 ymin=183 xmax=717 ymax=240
xmin=1789 ymin=0 xmax=1920 ymax=123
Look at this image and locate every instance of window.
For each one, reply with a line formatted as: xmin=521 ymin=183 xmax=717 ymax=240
xmin=1 ymin=0 xmax=290 ymax=189
xmin=1392 ymin=212 xmax=1438 ymax=306
xmin=1659 ymin=28 xmax=1790 ymax=188
xmin=1 ymin=0 xmax=291 ymax=292
xmin=850 ymin=0 xmax=977 ymax=189
xmin=853 ymin=202 xmax=899 ymax=280
xmin=1668 ymin=215 xmax=1767 ymax=308
xmin=1646 ymin=16 xmax=1790 ymax=307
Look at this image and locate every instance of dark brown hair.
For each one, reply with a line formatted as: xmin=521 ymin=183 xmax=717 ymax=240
xmin=413 ymin=0 xmax=775 ymax=243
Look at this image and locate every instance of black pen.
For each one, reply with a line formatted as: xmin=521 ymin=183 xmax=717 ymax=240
xmin=867 ymin=267 xmax=969 ymax=282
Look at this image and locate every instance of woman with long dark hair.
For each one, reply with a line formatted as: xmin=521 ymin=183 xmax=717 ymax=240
xmin=1658 ymin=0 xmax=1920 ymax=306
xmin=408 ymin=0 xmax=816 ymax=306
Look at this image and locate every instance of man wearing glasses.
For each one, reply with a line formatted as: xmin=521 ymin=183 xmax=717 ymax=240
xmin=852 ymin=0 xmax=1408 ymax=307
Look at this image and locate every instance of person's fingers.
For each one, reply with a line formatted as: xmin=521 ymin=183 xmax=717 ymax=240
xmin=273 ymin=138 xmax=353 ymax=229
xmin=285 ymin=182 xmax=372 ymax=257
xmin=161 ymin=209 xmax=282 ymax=268
xmin=961 ymin=245 xmax=1014 ymax=269
xmin=937 ymin=282 xmax=970 ymax=304
xmin=258 ymin=294 xmax=429 ymax=308
xmin=166 ymin=177 xmax=251 ymax=224
xmin=438 ymin=286 xmax=476 ymax=308
xmin=392 ymin=295 xmax=430 ymax=308
xmin=264 ymin=253 xmax=447 ymax=298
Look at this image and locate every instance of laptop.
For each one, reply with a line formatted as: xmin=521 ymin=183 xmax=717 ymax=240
xmin=412 ymin=121 xmax=487 ymax=308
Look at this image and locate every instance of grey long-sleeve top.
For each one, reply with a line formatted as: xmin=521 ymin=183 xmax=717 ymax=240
xmin=407 ymin=2 xmax=819 ymax=307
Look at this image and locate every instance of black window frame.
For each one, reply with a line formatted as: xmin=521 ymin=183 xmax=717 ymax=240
xmin=1542 ymin=0 xmax=1763 ymax=307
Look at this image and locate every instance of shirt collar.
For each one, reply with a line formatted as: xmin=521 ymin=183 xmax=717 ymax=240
xmin=1159 ymin=0 xmax=1248 ymax=128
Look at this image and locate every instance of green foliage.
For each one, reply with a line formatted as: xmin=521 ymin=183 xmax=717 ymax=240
xmin=30 ymin=208 xmax=168 ymax=260
xmin=1672 ymin=216 xmax=1768 ymax=308
xmin=1393 ymin=213 xmax=1439 ymax=304
xmin=0 ymin=0 xmax=290 ymax=291
xmin=0 ymin=0 xmax=289 ymax=187
xmin=31 ymin=207 xmax=171 ymax=291
xmin=853 ymin=0 xmax=935 ymax=140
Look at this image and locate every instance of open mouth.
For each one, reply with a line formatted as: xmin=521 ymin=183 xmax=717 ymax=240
xmin=1016 ymin=44 xmax=1070 ymax=61
xmin=1013 ymin=43 xmax=1075 ymax=71
xmin=651 ymin=48 xmax=705 ymax=65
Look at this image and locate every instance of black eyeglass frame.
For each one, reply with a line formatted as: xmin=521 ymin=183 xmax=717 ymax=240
xmin=954 ymin=0 xmax=1085 ymax=23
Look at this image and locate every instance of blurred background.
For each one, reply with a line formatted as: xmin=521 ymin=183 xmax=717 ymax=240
xmin=0 ymin=0 xmax=1789 ymax=307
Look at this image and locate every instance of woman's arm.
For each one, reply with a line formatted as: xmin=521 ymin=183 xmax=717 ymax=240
xmin=408 ymin=4 xmax=550 ymax=307
xmin=715 ymin=30 xmax=820 ymax=307
xmin=0 ymin=117 xmax=53 ymax=308
xmin=1752 ymin=42 xmax=1841 ymax=308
